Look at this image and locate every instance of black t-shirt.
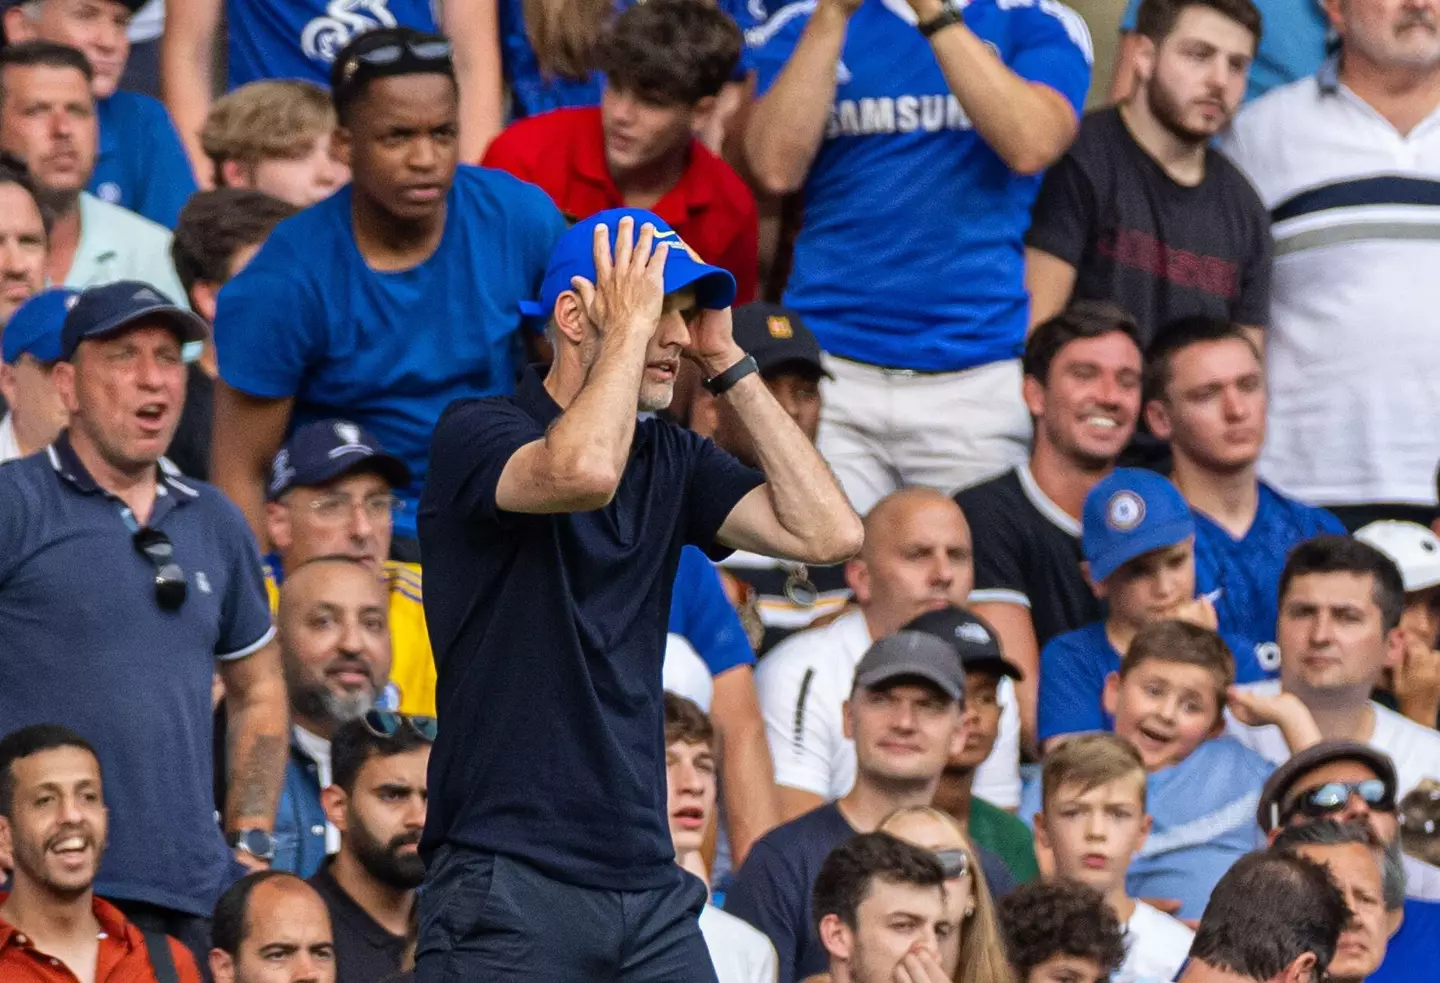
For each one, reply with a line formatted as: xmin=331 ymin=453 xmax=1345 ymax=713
xmin=725 ymin=803 xmax=1017 ymax=983
xmin=722 ymin=556 xmax=851 ymax=655
xmin=168 ymin=364 xmax=214 ymax=481
xmin=309 ymin=860 xmax=407 ymax=983
xmin=417 ymin=369 xmax=764 ymax=891
xmin=955 ymin=467 xmax=1101 ymax=649
xmin=1025 ymin=107 xmax=1272 ymax=345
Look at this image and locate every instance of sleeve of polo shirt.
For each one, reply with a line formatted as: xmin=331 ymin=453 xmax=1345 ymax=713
xmin=134 ymin=98 xmax=199 ymax=229
xmin=755 ymin=645 xmax=841 ymax=797
xmin=960 ymin=493 xmax=1031 ymax=608
xmin=672 ymin=546 xmax=756 ymax=675
xmin=1036 ymin=632 xmax=1106 ymax=742
xmin=427 ymin=399 xmax=544 ymax=526
xmin=1023 ymin=150 xmax=1096 ymax=266
xmin=212 ymin=237 xmax=322 ymax=400
xmin=215 ymin=496 xmax=277 ymax=660
xmin=1008 ymin=1 xmax=1094 ymax=114
xmin=681 ymin=432 xmax=766 ymax=558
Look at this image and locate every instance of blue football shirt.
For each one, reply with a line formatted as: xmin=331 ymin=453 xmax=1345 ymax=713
xmin=1037 ymin=620 xmax=1276 ymax=743
xmin=1193 ymin=483 xmax=1344 ymax=646
xmin=213 ymin=166 xmax=566 ymax=538
xmin=1370 ymin=899 xmax=1440 ymax=982
xmin=670 ymin=545 xmax=756 ymax=677
xmin=89 ymin=92 xmax=196 ymax=229
xmin=225 ymin=0 xmax=440 ymax=89
xmin=748 ymin=0 xmax=1091 ymax=371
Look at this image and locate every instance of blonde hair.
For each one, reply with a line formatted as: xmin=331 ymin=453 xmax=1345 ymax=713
xmin=523 ymin=0 xmax=615 ymax=79
xmin=879 ymin=807 xmax=1016 ymax=983
xmin=1041 ymin=733 xmax=1147 ymax=813
xmin=201 ymin=81 xmax=336 ymax=184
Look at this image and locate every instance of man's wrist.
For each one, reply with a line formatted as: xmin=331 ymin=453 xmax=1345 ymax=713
xmin=698 ymin=346 xmax=748 ymax=379
xmin=910 ymin=0 xmax=946 ymax=23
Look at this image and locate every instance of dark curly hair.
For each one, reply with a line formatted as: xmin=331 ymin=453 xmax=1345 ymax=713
xmin=597 ymin=0 xmax=742 ymax=106
xmin=813 ymin=832 xmax=946 ymax=932
xmin=997 ymin=879 xmax=1127 ymax=979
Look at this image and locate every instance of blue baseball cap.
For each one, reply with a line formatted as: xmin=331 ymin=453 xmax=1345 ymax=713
xmin=3 ymin=289 xmax=78 ymax=365
xmin=267 ymin=418 xmax=412 ymax=500
xmin=1082 ymin=469 xmax=1196 ymax=583
xmin=61 ymin=281 xmax=208 ymax=360
xmin=518 ymin=208 xmax=737 ymax=320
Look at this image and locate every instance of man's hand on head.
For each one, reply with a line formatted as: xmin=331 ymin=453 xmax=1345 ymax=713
xmin=685 ymin=306 xmax=746 ymax=379
xmin=571 ymin=217 xmax=670 ymax=344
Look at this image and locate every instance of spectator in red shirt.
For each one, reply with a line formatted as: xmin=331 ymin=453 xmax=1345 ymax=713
xmin=482 ymin=0 xmax=758 ymax=303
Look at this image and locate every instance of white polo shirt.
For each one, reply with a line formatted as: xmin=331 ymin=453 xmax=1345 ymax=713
xmin=1219 ymin=61 xmax=1440 ymax=507
xmin=754 ymin=609 xmax=1022 ymax=809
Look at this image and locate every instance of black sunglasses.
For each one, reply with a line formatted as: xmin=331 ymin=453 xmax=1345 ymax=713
xmin=1283 ymin=779 xmax=1394 ymax=823
xmin=363 ymin=709 xmax=437 ymax=742
xmin=132 ymin=527 xmax=186 ymax=610
xmin=934 ymin=848 xmax=970 ymax=880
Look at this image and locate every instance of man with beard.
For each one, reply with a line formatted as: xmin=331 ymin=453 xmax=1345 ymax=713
xmin=1025 ymin=0 xmax=1271 ymax=347
xmin=310 ymin=714 xmax=430 ymax=983
xmin=0 ymin=723 xmax=204 ymax=982
xmin=273 ymin=557 xmax=393 ymax=877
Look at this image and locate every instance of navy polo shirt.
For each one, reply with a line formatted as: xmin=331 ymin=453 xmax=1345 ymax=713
xmin=418 ymin=370 xmax=764 ymax=890
xmin=0 ymin=434 xmax=274 ymax=916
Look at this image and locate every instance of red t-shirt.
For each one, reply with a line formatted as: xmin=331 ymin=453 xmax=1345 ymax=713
xmin=483 ymin=107 xmax=759 ymax=304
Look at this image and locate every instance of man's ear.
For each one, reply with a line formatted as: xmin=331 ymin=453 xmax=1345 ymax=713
xmin=190 ymin=280 xmax=222 ymax=324
xmin=552 ymin=291 xmax=591 ymax=346
xmin=1131 ymin=33 xmax=1160 ymax=85
xmin=266 ymin=500 xmax=293 ymax=557
xmin=842 ymin=699 xmax=855 ymax=742
xmin=948 ymin=710 xmax=969 ymax=760
xmin=331 ymin=126 xmax=353 ymax=169
xmin=1033 ymin=812 xmax=1050 ymax=851
xmin=1144 ymin=397 xmax=1173 ymax=441
xmin=2 ymin=8 xmax=36 ymax=43
xmin=209 ymin=949 xmax=237 ymax=983
xmin=1021 ymin=373 xmax=1046 ymax=419
xmin=817 ymin=913 xmax=854 ymax=962
xmin=320 ymin=784 xmax=349 ymax=833
xmin=1382 ymin=625 xmax=1405 ymax=672
xmin=1280 ymin=951 xmax=1319 ymax=983
xmin=50 ymin=360 xmax=78 ymax=415
xmin=0 ymin=362 xmax=16 ymax=409
xmin=845 ymin=558 xmax=870 ymax=605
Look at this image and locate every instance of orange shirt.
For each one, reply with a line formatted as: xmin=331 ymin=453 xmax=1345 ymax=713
xmin=0 ymin=895 xmax=202 ymax=983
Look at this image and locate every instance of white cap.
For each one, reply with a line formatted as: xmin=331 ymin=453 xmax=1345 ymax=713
xmin=1355 ymin=521 xmax=1440 ymax=592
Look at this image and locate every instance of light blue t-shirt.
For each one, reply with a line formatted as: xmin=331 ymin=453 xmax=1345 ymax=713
xmin=213 ymin=166 xmax=566 ymax=538
xmin=1120 ymin=0 xmax=1329 ymax=102
xmin=747 ymin=0 xmax=1091 ymax=371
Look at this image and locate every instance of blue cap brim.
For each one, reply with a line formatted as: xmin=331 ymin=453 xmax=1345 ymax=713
xmin=1089 ymin=519 xmax=1196 ymax=583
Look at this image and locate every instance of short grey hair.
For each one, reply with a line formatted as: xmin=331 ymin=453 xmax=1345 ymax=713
xmin=1271 ymin=819 xmax=1407 ymax=911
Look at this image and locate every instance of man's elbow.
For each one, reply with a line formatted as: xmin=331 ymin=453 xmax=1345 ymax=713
xmin=803 ymin=514 xmax=864 ymax=566
xmin=1005 ymin=140 xmax=1066 ymax=176
xmin=551 ymin=457 xmax=623 ymax=512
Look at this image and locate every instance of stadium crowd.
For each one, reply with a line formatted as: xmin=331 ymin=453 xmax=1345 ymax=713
xmin=0 ymin=0 xmax=1439 ymax=980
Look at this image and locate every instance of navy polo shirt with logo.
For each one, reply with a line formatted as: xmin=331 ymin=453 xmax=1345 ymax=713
xmin=418 ymin=370 xmax=765 ymax=889
xmin=0 ymin=434 xmax=274 ymax=916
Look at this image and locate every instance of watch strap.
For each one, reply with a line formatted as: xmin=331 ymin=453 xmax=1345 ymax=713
xmin=919 ymin=4 xmax=963 ymax=36
xmin=703 ymin=354 xmax=760 ymax=396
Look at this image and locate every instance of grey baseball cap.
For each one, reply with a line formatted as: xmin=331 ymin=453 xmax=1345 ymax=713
xmin=853 ymin=631 xmax=967 ymax=702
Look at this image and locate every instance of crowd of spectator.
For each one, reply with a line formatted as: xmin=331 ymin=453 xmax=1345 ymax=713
xmin=0 ymin=0 xmax=1439 ymax=980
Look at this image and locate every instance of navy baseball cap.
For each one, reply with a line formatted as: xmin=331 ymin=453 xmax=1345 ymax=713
xmin=904 ymin=606 xmax=1023 ymax=681
xmin=61 ymin=281 xmax=207 ymax=360
xmin=731 ymin=302 xmax=831 ymax=379
xmin=518 ymin=208 xmax=737 ymax=319
xmin=3 ymin=288 xmax=77 ymax=365
xmin=267 ymin=419 xmax=412 ymax=500
xmin=1082 ymin=469 xmax=1195 ymax=583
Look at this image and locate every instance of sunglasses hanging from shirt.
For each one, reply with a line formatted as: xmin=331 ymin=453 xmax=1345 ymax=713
xmin=122 ymin=503 xmax=187 ymax=611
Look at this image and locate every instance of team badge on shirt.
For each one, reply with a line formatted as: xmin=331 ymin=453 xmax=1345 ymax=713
xmin=1107 ymin=491 xmax=1145 ymax=531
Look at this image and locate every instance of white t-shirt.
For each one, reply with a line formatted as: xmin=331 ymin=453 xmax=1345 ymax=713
xmin=1226 ymin=680 xmax=1440 ymax=798
xmin=700 ymin=903 xmax=779 ymax=983
xmin=753 ymin=609 xmax=1022 ymax=808
xmin=292 ymin=724 xmax=339 ymax=854
xmin=1118 ymin=900 xmax=1194 ymax=983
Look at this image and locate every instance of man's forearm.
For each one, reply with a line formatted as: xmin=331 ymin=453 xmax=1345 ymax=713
xmin=719 ymin=720 xmax=780 ymax=866
xmin=544 ymin=329 xmax=652 ymax=491
xmin=223 ymin=668 xmax=288 ymax=831
xmin=743 ymin=1 xmax=850 ymax=196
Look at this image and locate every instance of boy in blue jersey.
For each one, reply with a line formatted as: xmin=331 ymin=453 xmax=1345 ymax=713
xmin=1144 ymin=316 xmax=1344 ymax=647
xmin=1037 ymin=467 xmax=1276 ymax=747
xmin=3 ymin=0 xmax=196 ymax=227
xmin=742 ymin=0 xmax=1093 ymax=515
xmin=211 ymin=28 xmax=566 ymax=558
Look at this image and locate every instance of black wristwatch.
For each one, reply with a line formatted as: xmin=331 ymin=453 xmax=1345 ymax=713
xmin=228 ymin=828 xmax=276 ymax=862
xmin=919 ymin=0 xmax=964 ymax=37
xmin=703 ymin=354 xmax=759 ymax=396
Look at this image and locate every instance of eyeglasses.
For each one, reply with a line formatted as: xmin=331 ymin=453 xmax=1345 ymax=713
xmin=133 ymin=527 xmax=187 ymax=610
xmin=339 ymin=39 xmax=453 ymax=83
xmin=934 ymin=848 xmax=970 ymax=880
xmin=363 ymin=709 xmax=437 ymax=742
xmin=1282 ymin=779 xmax=1394 ymax=823
xmin=307 ymin=493 xmax=404 ymax=526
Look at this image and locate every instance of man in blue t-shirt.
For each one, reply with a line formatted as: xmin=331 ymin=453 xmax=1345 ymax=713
xmin=743 ymin=0 xmax=1092 ymax=514
xmin=1144 ymin=317 xmax=1344 ymax=647
xmin=211 ymin=29 xmax=565 ymax=558
xmin=3 ymin=0 xmax=196 ymax=228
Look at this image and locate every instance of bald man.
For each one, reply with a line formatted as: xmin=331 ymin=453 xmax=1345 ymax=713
xmin=211 ymin=872 xmax=336 ymax=983
xmin=755 ymin=488 xmax=1024 ymax=815
xmin=272 ymin=557 xmax=393 ymax=877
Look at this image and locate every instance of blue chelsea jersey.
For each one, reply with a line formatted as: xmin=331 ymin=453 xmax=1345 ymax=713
xmin=227 ymin=0 xmax=440 ymax=90
xmin=748 ymin=0 xmax=1092 ymax=372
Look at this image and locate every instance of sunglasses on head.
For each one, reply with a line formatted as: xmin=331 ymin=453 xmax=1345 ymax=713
xmin=934 ymin=848 xmax=970 ymax=880
xmin=363 ymin=709 xmax=437 ymax=742
xmin=1282 ymin=779 xmax=1394 ymax=824
xmin=339 ymin=38 xmax=453 ymax=82
xmin=133 ymin=527 xmax=186 ymax=610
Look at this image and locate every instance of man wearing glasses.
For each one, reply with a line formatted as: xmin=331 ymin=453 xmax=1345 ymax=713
xmin=0 ymin=280 xmax=287 ymax=967
xmin=263 ymin=418 xmax=433 ymax=716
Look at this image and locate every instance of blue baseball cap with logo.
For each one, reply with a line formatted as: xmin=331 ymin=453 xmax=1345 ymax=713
xmin=3 ymin=289 xmax=78 ymax=365
xmin=518 ymin=208 xmax=737 ymax=320
xmin=267 ymin=418 xmax=413 ymax=500
xmin=1082 ymin=469 xmax=1196 ymax=583
xmin=61 ymin=281 xmax=208 ymax=360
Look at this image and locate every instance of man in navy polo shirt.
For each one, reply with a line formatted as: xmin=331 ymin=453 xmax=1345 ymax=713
xmin=743 ymin=0 xmax=1093 ymax=514
xmin=417 ymin=210 xmax=862 ymax=980
xmin=0 ymin=280 xmax=288 ymax=966
xmin=211 ymin=28 xmax=565 ymax=561
xmin=2 ymin=0 xmax=197 ymax=228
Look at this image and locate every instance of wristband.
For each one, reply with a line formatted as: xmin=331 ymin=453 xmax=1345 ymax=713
xmin=919 ymin=3 xmax=963 ymax=37
xmin=703 ymin=354 xmax=759 ymax=396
